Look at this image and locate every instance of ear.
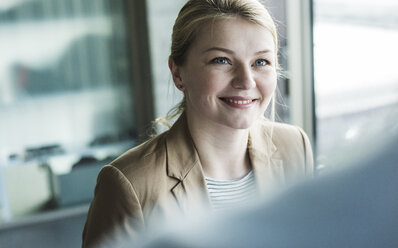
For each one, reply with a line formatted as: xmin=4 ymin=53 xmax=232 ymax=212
xmin=168 ymin=57 xmax=185 ymax=90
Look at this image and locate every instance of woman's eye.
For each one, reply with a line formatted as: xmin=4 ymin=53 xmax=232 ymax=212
xmin=212 ymin=57 xmax=229 ymax=64
xmin=254 ymin=59 xmax=268 ymax=66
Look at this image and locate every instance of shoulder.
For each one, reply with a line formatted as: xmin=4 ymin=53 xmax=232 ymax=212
xmin=97 ymin=131 xmax=171 ymax=197
xmin=253 ymin=118 xmax=309 ymax=147
xmin=110 ymin=132 xmax=168 ymax=176
xmin=272 ymin=122 xmax=309 ymax=149
xmin=251 ymin=118 xmax=314 ymax=176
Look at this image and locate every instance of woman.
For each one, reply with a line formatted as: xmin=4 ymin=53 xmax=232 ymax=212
xmin=82 ymin=0 xmax=313 ymax=247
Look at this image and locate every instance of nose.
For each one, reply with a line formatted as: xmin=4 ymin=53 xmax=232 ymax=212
xmin=231 ymin=64 xmax=256 ymax=90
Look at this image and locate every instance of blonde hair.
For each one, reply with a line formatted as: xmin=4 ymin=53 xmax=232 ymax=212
xmin=156 ymin=0 xmax=279 ymax=129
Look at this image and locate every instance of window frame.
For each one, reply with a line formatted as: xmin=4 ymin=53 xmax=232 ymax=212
xmin=285 ymin=0 xmax=317 ymax=153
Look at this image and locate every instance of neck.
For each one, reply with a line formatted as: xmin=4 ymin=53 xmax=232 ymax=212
xmin=186 ymin=112 xmax=251 ymax=180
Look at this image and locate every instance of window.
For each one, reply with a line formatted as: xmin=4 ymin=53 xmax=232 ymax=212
xmin=0 ymin=0 xmax=145 ymax=222
xmin=313 ymin=0 xmax=398 ymax=172
xmin=146 ymin=0 xmax=184 ymax=121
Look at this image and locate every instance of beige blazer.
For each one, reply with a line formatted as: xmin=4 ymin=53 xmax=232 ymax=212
xmin=82 ymin=113 xmax=313 ymax=247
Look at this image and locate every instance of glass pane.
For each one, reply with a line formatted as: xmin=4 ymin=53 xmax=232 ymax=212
xmin=313 ymin=0 xmax=398 ymax=173
xmin=0 ymin=0 xmax=136 ymax=222
xmin=147 ymin=0 xmax=183 ymax=120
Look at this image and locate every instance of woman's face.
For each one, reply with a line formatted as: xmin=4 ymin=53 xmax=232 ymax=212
xmin=171 ymin=16 xmax=277 ymax=130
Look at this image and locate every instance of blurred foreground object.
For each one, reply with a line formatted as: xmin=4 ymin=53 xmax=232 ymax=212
xmin=136 ymin=135 xmax=398 ymax=248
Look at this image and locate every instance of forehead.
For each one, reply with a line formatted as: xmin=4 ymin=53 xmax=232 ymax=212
xmin=191 ymin=16 xmax=275 ymax=55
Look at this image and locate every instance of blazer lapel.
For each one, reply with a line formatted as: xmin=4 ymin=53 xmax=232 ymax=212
xmin=249 ymin=120 xmax=284 ymax=196
xmin=165 ymin=113 xmax=210 ymax=214
xmin=170 ymin=165 xmax=210 ymax=215
xmin=164 ymin=114 xmax=284 ymax=210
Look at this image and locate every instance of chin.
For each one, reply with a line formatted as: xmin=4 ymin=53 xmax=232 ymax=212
xmin=224 ymin=119 xmax=254 ymax=130
xmin=225 ymin=112 xmax=265 ymax=130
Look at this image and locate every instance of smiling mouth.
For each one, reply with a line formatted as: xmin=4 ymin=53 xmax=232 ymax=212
xmin=219 ymin=97 xmax=258 ymax=106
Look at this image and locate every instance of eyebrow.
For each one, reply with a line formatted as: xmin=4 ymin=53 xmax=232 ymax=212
xmin=203 ymin=47 xmax=235 ymax=54
xmin=255 ymin=49 xmax=273 ymax=55
xmin=203 ymin=47 xmax=273 ymax=55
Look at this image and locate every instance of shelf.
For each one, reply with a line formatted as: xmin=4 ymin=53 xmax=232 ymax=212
xmin=0 ymin=203 xmax=89 ymax=231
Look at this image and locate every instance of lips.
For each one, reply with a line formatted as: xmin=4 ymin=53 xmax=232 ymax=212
xmin=224 ymin=98 xmax=253 ymax=105
xmin=219 ymin=96 xmax=258 ymax=107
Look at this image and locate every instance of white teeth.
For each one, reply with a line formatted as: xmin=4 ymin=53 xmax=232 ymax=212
xmin=225 ymin=99 xmax=252 ymax=105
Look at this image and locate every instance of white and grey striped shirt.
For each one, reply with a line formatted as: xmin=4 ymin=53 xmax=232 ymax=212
xmin=205 ymin=170 xmax=257 ymax=211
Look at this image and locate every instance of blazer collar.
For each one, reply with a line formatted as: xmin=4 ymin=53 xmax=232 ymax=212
xmin=165 ymin=113 xmax=210 ymax=213
xmin=166 ymin=114 xmax=280 ymax=180
xmin=165 ymin=112 xmax=201 ymax=181
xmin=248 ymin=119 xmax=284 ymax=195
xmin=165 ymin=114 xmax=284 ymax=210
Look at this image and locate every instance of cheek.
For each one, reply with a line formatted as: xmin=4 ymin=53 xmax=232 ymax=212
xmin=259 ymin=74 xmax=277 ymax=98
xmin=187 ymin=71 xmax=226 ymax=96
xmin=184 ymin=77 xmax=215 ymax=107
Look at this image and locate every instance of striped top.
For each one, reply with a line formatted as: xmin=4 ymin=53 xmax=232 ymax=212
xmin=205 ymin=170 xmax=257 ymax=211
